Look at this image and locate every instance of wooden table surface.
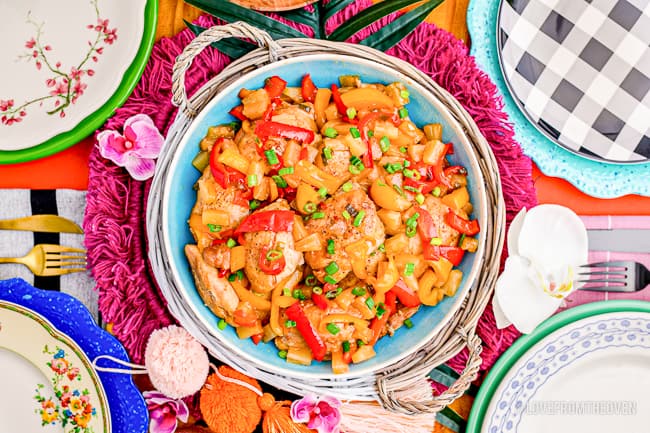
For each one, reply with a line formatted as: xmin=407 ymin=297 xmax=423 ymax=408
xmin=2 ymin=0 xmax=648 ymax=214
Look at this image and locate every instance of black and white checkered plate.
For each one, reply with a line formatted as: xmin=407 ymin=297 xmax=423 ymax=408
xmin=498 ymin=0 xmax=650 ymax=162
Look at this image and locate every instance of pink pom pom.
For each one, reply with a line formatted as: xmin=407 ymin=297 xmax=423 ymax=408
xmin=144 ymin=325 xmax=209 ymax=399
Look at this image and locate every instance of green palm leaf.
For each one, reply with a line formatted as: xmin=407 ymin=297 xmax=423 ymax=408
xmin=185 ymin=20 xmax=256 ymax=58
xmin=321 ymin=0 xmax=357 ymax=22
xmin=358 ymin=0 xmax=445 ymax=51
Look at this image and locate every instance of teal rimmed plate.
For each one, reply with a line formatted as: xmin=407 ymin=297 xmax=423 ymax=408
xmin=0 ymin=0 xmax=157 ymax=164
xmin=467 ymin=300 xmax=650 ymax=432
xmin=467 ymin=0 xmax=650 ymax=198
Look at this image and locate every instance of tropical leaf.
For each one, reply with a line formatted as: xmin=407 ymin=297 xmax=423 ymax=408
xmin=325 ymin=0 xmax=426 ymax=42
xmin=185 ymin=0 xmax=309 ymax=39
xmin=436 ymin=406 xmax=466 ymax=433
xmin=321 ymin=0 xmax=357 ymax=23
xmin=358 ymin=0 xmax=445 ymax=52
xmin=278 ymin=8 xmax=322 ymax=37
xmin=185 ymin=20 xmax=256 ymax=58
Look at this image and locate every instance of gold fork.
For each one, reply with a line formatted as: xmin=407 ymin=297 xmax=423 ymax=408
xmin=0 ymin=244 xmax=86 ymax=276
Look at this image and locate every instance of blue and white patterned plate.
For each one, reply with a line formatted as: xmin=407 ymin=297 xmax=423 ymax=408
xmin=468 ymin=0 xmax=650 ymax=198
xmin=467 ymin=300 xmax=650 ymax=432
xmin=0 ymin=278 xmax=148 ymax=433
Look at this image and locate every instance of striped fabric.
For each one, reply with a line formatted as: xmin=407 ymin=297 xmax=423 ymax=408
xmin=0 ymin=189 xmax=97 ymax=320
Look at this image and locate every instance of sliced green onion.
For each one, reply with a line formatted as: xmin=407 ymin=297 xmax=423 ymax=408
xmin=325 ymin=261 xmax=339 ymax=275
xmin=404 ymin=262 xmax=415 ymax=277
xmin=398 ymin=107 xmax=409 ymax=118
xmin=323 ymin=147 xmax=333 ymax=161
xmin=349 ymin=127 xmax=361 ymax=138
xmin=406 ymin=225 xmax=417 ymax=238
xmin=305 ymin=275 xmax=317 ymax=286
xmin=324 ymin=275 xmax=338 ymax=285
xmin=278 ymin=350 xmax=288 ymax=359
xmin=404 ymin=318 xmax=414 ymax=328
xmin=312 ymin=286 xmax=323 ymax=295
xmin=367 ymin=130 xmax=374 ymax=137
xmin=228 ymin=270 xmax=244 ymax=282
xmin=266 ymin=248 xmax=284 ymax=261
xmin=377 ymin=243 xmax=386 ymax=253
xmin=400 ymin=89 xmax=410 ymax=99
xmin=406 ymin=213 xmax=419 ymax=228
xmin=352 ymin=286 xmax=366 ymax=296
xmin=345 ymin=204 xmax=358 ymax=217
xmin=318 ymin=187 xmax=328 ymax=197
xmin=311 ymin=211 xmax=325 ymax=219
xmin=327 ymin=239 xmax=335 ymax=255
xmin=207 ymin=224 xmax=221 ymax=233
xmin=283 ymin=287 xmax=292 ymax=297
xmin=353 ymin=210 xmax=366 ymax=227
xmin=324 ymin=127 xmax=338 ymax=138
xmin=226 ymin=238 xmax=237 ymax=248
xmin=393 ymin=184 xmax=405 ymax=197
xmin=342 ymin=341 xmax=351 ymax=353
xmin=357 ymin=339 xmax=366 ymax=347
xmin=247 ymin=174 xmax=258 ymax=187
xmin=432 ymin=186 xmax=441 ymax=197
xmin=346 ymin=107 xmax=357 ymax=119
xmin=380 ymin=136 xmax=391 ymax=152
xmin=399 ymin=146 xmax=408 ymax=153
xmin=265 ymin=149 xmax=279 ymax=166
xmin=325 ymin=287 xmax=341 ymax=299
xmin=285 ymin=320 xmax=296 ymax=328
xmin=404 ymin=186 xmax=419 ymax=193
xmin=303 ymin=202 xmax=317 ymax=214
xmin=272 ymin=175 xmax=288 ymax=188
xmin=326 ymin=323 xmax=340 ymax=335
xmin=403 ymin=168 xmax=415 ymax=179
xmin=376 ymin=303 xmax=386 ymax=318
xmin=365 ymin=297 xmax=375 ymax=310
xmin=384 ymin=162 xmax=402 ymax=174
xmin=249 ymin=199 xmax=261 ymax=210
xmin=342 ymin=182 xmax=353 ymax=192
xmin=278 ymin=166 xmax=294 ymax=176
xmin=342 ymin=210 xmax=351 ymax=220
xmin=430 ymin=237 xmax=443 ymax=246
xmin=459 ymin=233 xmax=466 ymax=247
xmin=217 ymin=319 xmax=227 ymax=330
xmin=416 ymin=193 xmax=425 ymax=204
xmin=292 ymin=289 xmax=306 ymax=300
xmin=348 ymin=165 xmax=361 ymax=175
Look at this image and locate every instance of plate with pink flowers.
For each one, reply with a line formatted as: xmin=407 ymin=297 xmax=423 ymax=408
xmin=0 ymin=0 xmax=157 ymax=164
xmin=0 ymin=300 xmax=110 ymax=433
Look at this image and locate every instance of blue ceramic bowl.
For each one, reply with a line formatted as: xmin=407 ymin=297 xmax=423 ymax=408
xmin=162 ymin=54 xmax=488 ymax=378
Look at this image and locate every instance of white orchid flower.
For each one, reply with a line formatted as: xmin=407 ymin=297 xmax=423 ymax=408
xmin=492 ymin=205 xmax=588 ymax=334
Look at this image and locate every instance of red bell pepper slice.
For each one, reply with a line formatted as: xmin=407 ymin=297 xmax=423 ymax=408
xmin=233 ymin=189 xmax=252 ymax=209
xmin=369 ymin=291 xmax=397 ymax=345
xmin=255 ymin=121 xmax=315 ymax=144
xmin=330 ymin=84 xmax=348 ymax=116
xmin=311 ymin=292 xmax=328 ymax=310
xmin=431 ymin=143 xmax=454 ymax=189
xmin=210 ymin=141 xmax=246 ymax=189
xmin=258 ymin=246 xmax=286 ymax=275
xmin=229 ymin=105 xmax=247 ymax=121
xmin=264 ymin=75 xmax=287 ymax=98
xmin=285 ymin=302 xmax=327 ymax=361
xmin=301 ymin=74 xmax=317 ymax=103
xmin=445 ymin=210 xmax=480 ymax=236
xmin=439 ymin=246 xmax=465 ymax=266
xmin=251 ymin=333 xmax=263 ymax=345
xmin=390 ymin=279 xmax=421 ymax=307
xmin=235 ymin=210 xmax=295 ymax=234
xmin=299 ymin=147 xmax=309 ymax=161
xmin=415 ymin=207 xmax=441 ymax=260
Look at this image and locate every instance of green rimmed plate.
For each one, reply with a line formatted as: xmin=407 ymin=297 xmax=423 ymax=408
xmin=467 ymin=300 xmax=650 ymax=432
xmin=0 ymin=300 xmax=110 ymax=433
xmin=0 ymin=0 xmax=157 ymax=164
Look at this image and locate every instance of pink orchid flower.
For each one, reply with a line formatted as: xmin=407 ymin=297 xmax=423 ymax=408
xmin=143 ymin=391 xmax=189 ymax=433
xmin=290 ymin=394 xmax=342 ymax=433
xmin=98 ymin=114 xmax=163 ymax=181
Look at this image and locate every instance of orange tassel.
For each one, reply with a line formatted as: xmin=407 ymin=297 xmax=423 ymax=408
xmin=260 ymin=396 xmax=315 ymax=433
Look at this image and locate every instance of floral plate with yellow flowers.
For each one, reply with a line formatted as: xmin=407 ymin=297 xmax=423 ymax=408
xmin=0 ymin=300 xmax=110 ymax=433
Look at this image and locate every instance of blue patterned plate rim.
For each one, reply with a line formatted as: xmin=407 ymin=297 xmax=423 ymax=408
xmin=467 ymin=0 xmax=650 ymax=198
xmin=0 ymin=278 xmax=149 ymax=433
xmin=466 ymin=299 xmax=650 ymax=432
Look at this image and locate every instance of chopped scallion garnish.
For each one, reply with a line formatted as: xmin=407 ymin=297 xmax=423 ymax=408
xmin=207 ymin=224 xmax=221 ymax=233
xmin=278 ymin=350 xmax=288 ymax=359
xmin=342 ymin=341 xmax=351 ymax=352
xmin=249 ymin=199 xmax=261 ymax=210
xmin=346 ymin=107 xmax=357 ymax=119
xmin=285 ymin=320 xmax=296 ymax=328
xmin=324 ymin=127 xmax=338 ymax=138
xmin=432 ymin=186 xmax=441 ymax=197
xmin=398 ymin=107 xmax=409 ymax=118
xmin=217 ymin=319 xmax=227 ymax=330
xmin=278 ymin=166 xmax=294 ymax=176
xmin=400 ymin=89 xmax=410 ymax=99
xmin=325 ymin=261 xmax=339 ymax=275
xmin=326 ymin=323 xmax=340 ymax=335
xmin=342 ymin=182 xmax=353 ymax=192
xmin=323 ymin=147 xmax=333 ymax=161
xmin=264 ymin=149 xmax=279 ymax=166
xmin=380 ymin=136 xmax=391 ymax=152
xmin=327 ymin=239 xmax=335 ymax=255
xmin=311 ymin=211 xmax=325 ymax=219
xmin=416 ymin=193 xmax=425 ymax=204
xmin=404 ymin=262 xmax=415 ymax=276
xmin=305 ymin=275 xmax=317 ymax=286
xmin=349 ymin=127 xmax=361 ymax=138
xmin=303 ymin=202 xmax=317 ymax=214
xmin=353 ymin=210 xmax=366 ymax=227
xmin=352 ymin=287 xmax=366 ymax=296
xmin=430 ymin=237 xmax=443 ymax=246
xmin=272 ymin=175 xmax=288 ymax=188
xmin=376 ymin=303 xmax=386 ymax=318
xmin=324 ymin=275 xmax=338 ymax=285
xmin=247 ymin=174 xmax=258 ymax=187
xmin=312 ymin=286 xmax=323 ymax=294
xmin=404 ymin=318 xmax=414 ymax=328
xmin=365 ymin=297 xmax=375 ymax=310
xmin=399 ymin=146 xmax=408 ymax=153
xmin=342 ymin=210 xmax=351 ymax=220
xmin=318 ymin=187 xmax=328 ymax=197
xmin=226 ymin=238 xmax=237 ymax=248
xmin=378 ymin=243 xmax=385 ymax=253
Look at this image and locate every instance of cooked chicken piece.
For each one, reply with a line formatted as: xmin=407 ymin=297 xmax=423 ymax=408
xmin=387 ymin=306 xmax=419 ymax=336
xmin=305 ymin=188 xmax=385 ymax=284
xmin=272 ymin=104 xmax=317 ymax=134
xmin=188 ymin=169 xmax=250 ymax=252
xmin=185 ymin=244 xmax=239 ymax=324
xmin=201 ymin=244 xmax=231 ymax=270
xmin=243 ymin=200 xmax=304 ymax=294
xmin=420 ymin=195 xmax=460 ymax=246
xmin=315 ymin=138 xmax=350 ymax=179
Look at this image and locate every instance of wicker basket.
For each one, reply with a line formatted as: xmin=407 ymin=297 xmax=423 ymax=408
xmin=147 ymin=22 xmax=505 ymax=414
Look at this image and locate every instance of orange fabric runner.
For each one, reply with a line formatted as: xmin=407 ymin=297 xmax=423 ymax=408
xmin=1 ymin=0 xmax=648 ymax=220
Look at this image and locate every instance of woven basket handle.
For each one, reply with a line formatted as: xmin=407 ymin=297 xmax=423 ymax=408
xmin=377 ymin=328 xmax=483 ymax=414
xmin=171 ymin=22 xmax=280 ymax=115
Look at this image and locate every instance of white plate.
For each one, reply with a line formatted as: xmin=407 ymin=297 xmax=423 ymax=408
xmin=482 ymin=311 xmax=650 ymax=432
xmin=0 ymin=301 xmax=110 ymax=433
xmin=0 ymin=0 xmax=146 ymax=151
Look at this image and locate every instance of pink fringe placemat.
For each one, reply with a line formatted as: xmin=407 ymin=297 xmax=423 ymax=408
xmin=84 ymin=4 xmax=534 ymax=378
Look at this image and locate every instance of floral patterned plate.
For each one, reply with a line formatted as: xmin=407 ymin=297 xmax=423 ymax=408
xmin=467 ymin=300 xmax=650 ymax=432
xmin=0 ymin=278 xmax=149 ymax=433
xmin=0 ymin=300 xmax=110 ymax=433
xmin=0 ymin=0 xmax=157 ymax=164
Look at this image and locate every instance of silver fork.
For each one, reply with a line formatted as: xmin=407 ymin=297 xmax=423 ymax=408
xmin=579 ymin=261 xmax=650 ymax=292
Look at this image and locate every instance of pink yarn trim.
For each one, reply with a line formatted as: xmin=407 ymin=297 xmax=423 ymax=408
xmin=85 ymin=6 xmax=532 ymax=389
